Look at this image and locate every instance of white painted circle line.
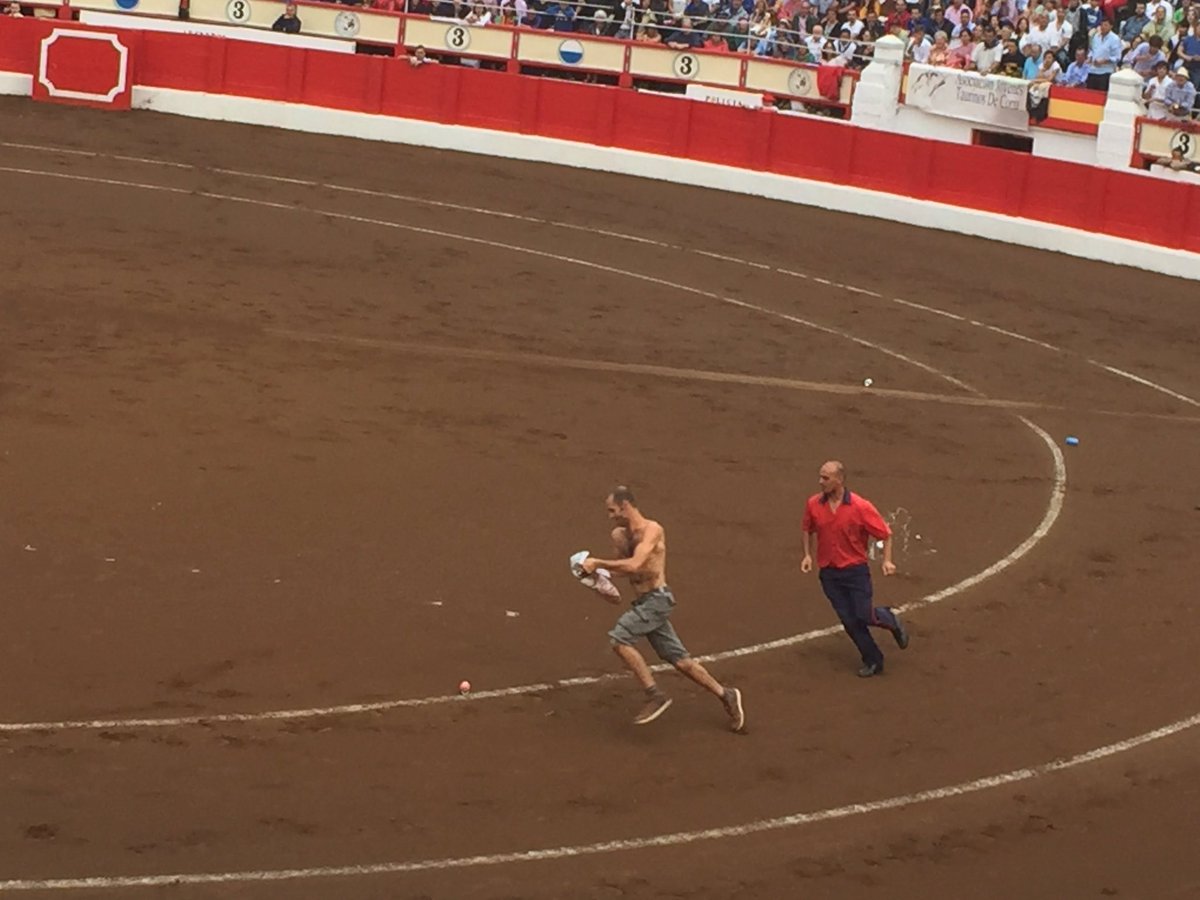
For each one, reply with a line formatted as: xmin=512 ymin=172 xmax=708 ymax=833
xmin=0 ymin=707 xmax=1195 ymax=892
xmin=2 ymin=142 xmax=1197 ymax=410
xmin=0 ymin=163 xmax=1066 ymax=733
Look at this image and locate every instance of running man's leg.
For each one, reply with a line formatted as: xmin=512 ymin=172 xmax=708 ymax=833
xmin=821 ymin=566 xmax=884 ymax=668
xmin=855 ymin=567 xmax=909 ymax=649
xmin=649 ymin=621 xmax=746 ymax=732
xmin=609 ymin=605 xmax=673 ymax=724
xmin=612 ymin=643 xmax=655 ymax=690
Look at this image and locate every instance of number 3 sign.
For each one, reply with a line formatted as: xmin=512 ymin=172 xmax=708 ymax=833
xmin=1169 ymin=130 xmax=1197 ymax=161
xmin=225 ymin=0 xmax=251 ymax=21
xmin=672 ymin=53 xmax=698 ymax=79
xmin=445 ymin=24 xmax=472 ymax=50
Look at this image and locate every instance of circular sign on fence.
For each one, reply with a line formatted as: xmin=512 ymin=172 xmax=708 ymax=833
xmin=787 ymin=67 xmax=813 ymax=97
xmin=557 ymin=39 xmax=584 ymax=65
xmin=225 ymin=0 xmax=251 ymax=22
xmin=114 ymin=0 xmax=140 ymax=10
xmin=1168 ymin=130 xmax=1197 ymax=160
xmin=671 ymin=52 xmax=699 ymax=80
xmin=445 ymin=24 xmax=472 ymax=51
xmin=334 ymin=10 xmax=360 ymax=37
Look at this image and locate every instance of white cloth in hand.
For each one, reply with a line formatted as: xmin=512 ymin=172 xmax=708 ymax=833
xmin=569 ymin=550 xmax=621 ymax=599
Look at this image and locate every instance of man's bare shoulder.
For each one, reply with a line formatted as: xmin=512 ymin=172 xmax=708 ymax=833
xmin=641 ymin=519 xmax=666 ymax=541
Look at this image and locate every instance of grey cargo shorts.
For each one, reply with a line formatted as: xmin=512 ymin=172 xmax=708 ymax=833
xmin=608 ymin=586 xmax=689 ymax=664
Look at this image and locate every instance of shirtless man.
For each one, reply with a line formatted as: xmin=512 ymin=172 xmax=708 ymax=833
xmin=582 ymin=486 xmax=746 ymax=731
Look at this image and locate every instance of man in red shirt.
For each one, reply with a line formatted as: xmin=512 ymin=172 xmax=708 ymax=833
xmin=800 ymin=460 xmax=909 ymax=677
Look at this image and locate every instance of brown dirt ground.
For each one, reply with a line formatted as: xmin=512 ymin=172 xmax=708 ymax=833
xmin=1 ymin=98 xmax=1199 ymax=899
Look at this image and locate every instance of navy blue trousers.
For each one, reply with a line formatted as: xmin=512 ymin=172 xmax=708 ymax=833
xmin=818 ymin=563 xmax=898 ymax=668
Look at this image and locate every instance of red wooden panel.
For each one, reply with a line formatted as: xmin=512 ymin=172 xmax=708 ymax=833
xmin=611 ymin=88 xmax=689 ymax=156
xmin=684 ymin=101 xmax=763 ymax=168
xmin=919 ymin=140 xmax=1021 ymax=214
xmin=0 ymin=16 xmax=50 ymax=75
xmin=1016 ymin=155 xmax=1100 ymax=232
xmin=1100 ymin=169 xmax=1198 ymax=245
xmin=453 ymin=66 xmax=525 ymax=133
xmin=765 ymin=113 xmax=855 ymax=182
xmin=532 ymin=78 xmax=610 ymax=143
xmin=1185 ymin=188 xmax=1200 ymax=255
xmin=845 ymin=127 xmax=937 ymax=199
xmin=138 ymin=32 xmax=213 ymax=92
xmin=300 ymin=49 xmax=375 ymax=112
xmin=379 ymin=56 xmax=454 ymax=121
xmin=221 ymin=40 xmax=292 ymax=101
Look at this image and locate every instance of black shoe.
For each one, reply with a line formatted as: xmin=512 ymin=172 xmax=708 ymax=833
xmin=892 ymin=620 xmax=910 ymax=650
xmin=857 ymin=662 xmax=883 ymax=678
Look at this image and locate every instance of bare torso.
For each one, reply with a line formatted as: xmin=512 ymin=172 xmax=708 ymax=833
xmin=613 ymin=519 xmax=667 ymax=596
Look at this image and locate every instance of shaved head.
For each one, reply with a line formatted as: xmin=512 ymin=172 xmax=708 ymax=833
xmin=817 ymin=460 xmax=846 ymax=497
xmin=821 ymin=460 xmax=846 ymax=480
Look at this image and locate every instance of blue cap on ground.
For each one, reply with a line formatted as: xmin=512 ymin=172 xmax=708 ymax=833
xmin=1065 ymin=436 xmax=1080 ymax=446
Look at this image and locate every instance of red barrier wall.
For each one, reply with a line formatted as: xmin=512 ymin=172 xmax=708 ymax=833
xmin=3 ymin=16 xmax=1199 ymax=255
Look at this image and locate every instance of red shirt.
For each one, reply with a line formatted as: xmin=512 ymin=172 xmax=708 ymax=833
xmin=802 ymin=489 xmax=891 ymax=569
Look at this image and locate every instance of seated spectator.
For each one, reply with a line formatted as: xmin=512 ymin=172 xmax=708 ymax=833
xmin=705 ymin=26 xmax=733 ymax=49
xmin=1127 ymin=34 xmax=1168 ymax=73
xmin=1058 ymin=43 xmax=1091 ymax=80
xmin=973 ymin=22 xmax=1004 ymax=68
xmin=1021 ymin=11 xmax=1053 ymax=48
xmin=818 ymin=5 xmax=840 ymax=35
xmin=1143 ymin=59 xmax=1173 ymax=115
xmin=863 ymin=8 xmax=887 ymax=36
xmin=985 ymin=0 xmax=1016 ymax=23
xmin=886 ymin=3 xmax=911 ymax=33
xmin=949 ymin=22 xmax=978 ymax=63
xmin=543 ymin=0 xmax=577 ymax=28
xmin=928 ymin=27 xmax=954 ymax=61
xmin=271 ymin=2 xmax=301 ymax=32
xmin=805 ymin=22 xmax=828 ymax=60
xmin=713 ymin=0 xmax=753 ymax=48
xmin=842 ymin=7 xmax=866 ymax=35
xmin=1169 ymin=20 xmax=1191 ymax=60
xmin=907 ymin=22 xmax=933 ymax=59
xmin=751 ymin=10 xmax=780 ymax=52
xmin=1022 ymin=40 xmax=1043 ymax=74
xmin=929 ymin=4 xmax=952 ymax=35
xmin=827 ymin=24 xmax=859 ymax=62
xmin=1013 ymin=14 xmax=1031 ymax=43
xmin=945 ymin=0 xmax=971 ymax=27
xmin=1178 ymin=23 xmax=1200 ymax=89
xmin=1032 ymin=43 xmax=1063 ymax=77
xmin=791 ymin=0 xmax=818 ymax=34
xmin=1143 ymin=5 xmax=1174 ymax=40
xmin=1078 ymin=0 xmax=1102 ymax=34
xmin=999 ymin=35 xmax=1025 ymax=71
xmin=464 ymin=1 xmax=492 ymax=23
xmin=1163 ymin=63 xmax=1197 ymax=114
xmin=909 ymin=4 xmax=933 ymax=35
xmin=1121 ymin=1 xmax=1150 ymax=44
xmin=5 ymin=1 xmax=23 ymax=14
xmin=665 ymin=13 xmax=706 ymax=43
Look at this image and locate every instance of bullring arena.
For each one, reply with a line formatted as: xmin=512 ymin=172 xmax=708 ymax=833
xmin=2 ymin=96 xmax=1200 ymax=899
